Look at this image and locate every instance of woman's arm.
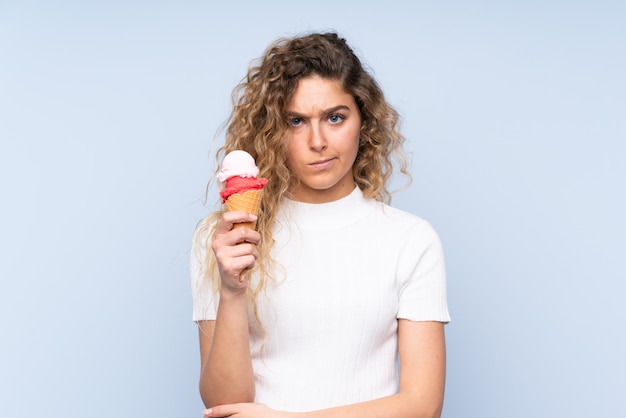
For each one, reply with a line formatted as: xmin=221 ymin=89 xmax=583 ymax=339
xmin=205 ymin=320 xmax=447 ymax=418
xmin=198 ymin=211 xmax=260 ymax=408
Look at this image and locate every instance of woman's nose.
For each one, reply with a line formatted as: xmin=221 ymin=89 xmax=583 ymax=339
xmin=308 ymin=124 xmax=327 ymax=151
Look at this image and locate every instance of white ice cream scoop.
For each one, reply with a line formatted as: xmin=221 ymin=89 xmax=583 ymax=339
xmin=217 ymin=150 xmax=260 ymax=183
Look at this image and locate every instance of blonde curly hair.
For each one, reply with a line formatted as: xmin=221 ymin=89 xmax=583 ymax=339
xmin=194 ymin=31 xmax=410 ymax=324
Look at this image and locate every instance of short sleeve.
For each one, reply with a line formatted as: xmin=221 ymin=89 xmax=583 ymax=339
xmin=190 ymin=222 xmax=219 ymax=322
xmin=396 ymin=220 xmax=451 ymax=323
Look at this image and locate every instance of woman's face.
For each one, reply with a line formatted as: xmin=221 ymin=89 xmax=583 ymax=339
xmin=284 ymin=76 xmax=361 ymax=203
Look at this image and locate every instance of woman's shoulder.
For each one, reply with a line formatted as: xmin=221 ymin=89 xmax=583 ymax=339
xmin=372 ymin=199 xmax=436 ymax=232
xmin=191 ymin=212 xmax=221 ymax=255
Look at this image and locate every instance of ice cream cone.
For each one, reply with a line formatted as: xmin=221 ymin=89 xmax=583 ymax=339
xmin=224 ymin=188 xmax=263 ymax=282
xmin=219 ymin=151 xmax=266 ymax=283
xmin=225 ymin=189 xmax=263 ymax=230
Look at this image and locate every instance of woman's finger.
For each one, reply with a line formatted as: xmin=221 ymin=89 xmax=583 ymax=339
xmin=215 ymin=211 xmax=258 ymax=234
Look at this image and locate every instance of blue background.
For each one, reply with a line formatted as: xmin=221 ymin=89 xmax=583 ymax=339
xmin=1 ymin=1 xmax=624 ymax=417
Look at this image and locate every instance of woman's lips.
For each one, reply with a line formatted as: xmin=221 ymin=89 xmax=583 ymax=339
xmin=309 ymin=158 xmax=335 ymax=170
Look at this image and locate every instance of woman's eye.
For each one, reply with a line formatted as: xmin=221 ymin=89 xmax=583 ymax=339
xmin=328 ymin=114 xmax=344 ymax=124
xmin=290 ymin=118 xmax=302 ymax=127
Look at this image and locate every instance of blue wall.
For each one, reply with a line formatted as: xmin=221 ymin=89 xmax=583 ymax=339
xmin=1 ymin=1 xmax=624 ymax=417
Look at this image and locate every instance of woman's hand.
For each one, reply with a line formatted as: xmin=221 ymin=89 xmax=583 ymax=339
xmin=211 ymin=211 xmax=261 ymax=293
xmin=204 ymin=403 xmax=290 ymax=418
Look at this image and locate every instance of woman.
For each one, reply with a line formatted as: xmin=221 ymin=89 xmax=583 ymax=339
xmin=191 ymin=31 xmax=450 ymax=418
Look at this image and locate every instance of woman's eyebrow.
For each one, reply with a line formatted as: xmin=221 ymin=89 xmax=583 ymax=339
xmin=324 ymin=105 xmax=350 ymax=114
xmin=285 ymin=105 xmax=351 ymax=118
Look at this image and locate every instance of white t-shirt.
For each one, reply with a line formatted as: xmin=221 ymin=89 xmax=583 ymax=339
xmin=191 ymin=187 xmax=450 ymax=412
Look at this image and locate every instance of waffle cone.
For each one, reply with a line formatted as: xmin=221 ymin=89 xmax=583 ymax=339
xmin=225 ymin=188 xmax=263 ymax=230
